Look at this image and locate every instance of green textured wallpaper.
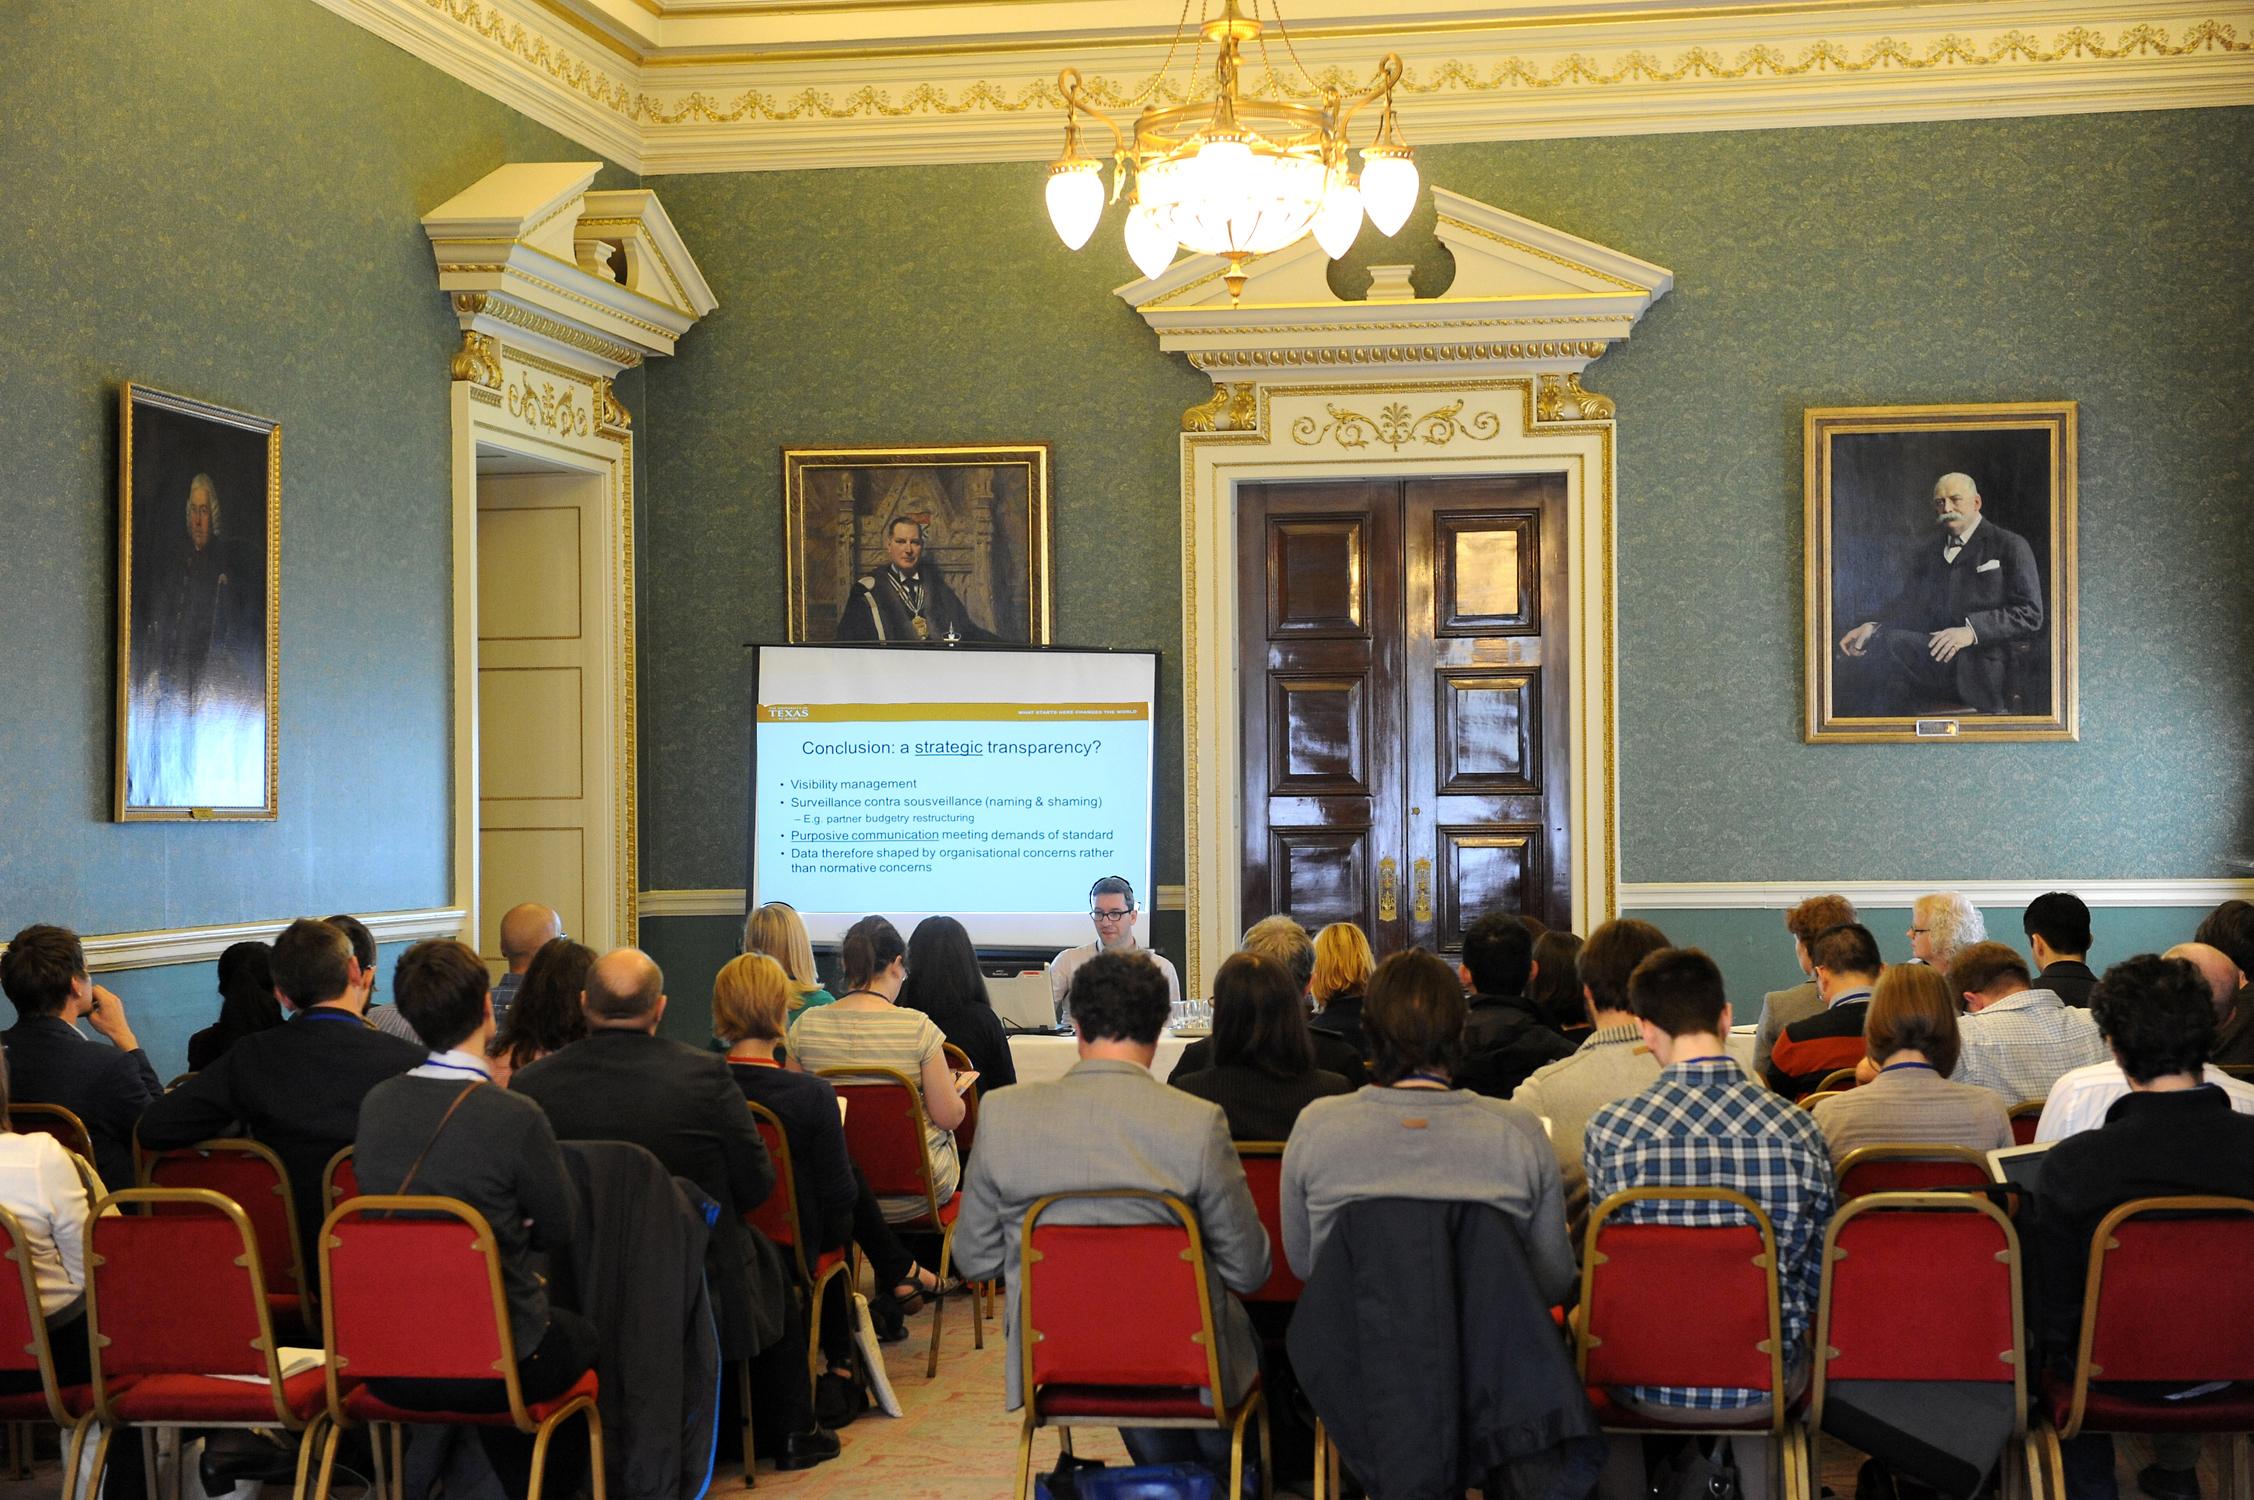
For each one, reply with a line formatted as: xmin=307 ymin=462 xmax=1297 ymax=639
xmin=0 ymin=0 xmax=632 ymax=937
xmin=642 ymin=108 xmax=2254 ymax=894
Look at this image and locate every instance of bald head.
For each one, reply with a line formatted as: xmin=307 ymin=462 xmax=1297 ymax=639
xmin=498 ymin=903 xmax=563 ymax=972
xmin=2163 ymin=942 xmax=2240 ymax=1022
xmin=584 ymin=947 xmax=665 ymax=1030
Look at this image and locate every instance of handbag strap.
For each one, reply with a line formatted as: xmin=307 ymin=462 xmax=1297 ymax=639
xmin=393 ymin=1081 xmax=484 ymax=1199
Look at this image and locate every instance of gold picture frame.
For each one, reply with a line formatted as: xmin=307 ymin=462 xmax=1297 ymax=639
xmin=115 ymin=383 xmax=282 ymax=819
xmin=1805 ymin=402 xmax=2077 ymax=743
xmin=783 ymin=444 xmax=1053 ymax=645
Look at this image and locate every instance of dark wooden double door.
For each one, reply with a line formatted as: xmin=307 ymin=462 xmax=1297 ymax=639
xmin=1239 ymin=475 xmax=1571 ymax=961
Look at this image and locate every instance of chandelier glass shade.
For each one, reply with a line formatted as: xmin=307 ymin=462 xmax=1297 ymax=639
xmin=1046 ymin=0 xmax=1415 ymax=300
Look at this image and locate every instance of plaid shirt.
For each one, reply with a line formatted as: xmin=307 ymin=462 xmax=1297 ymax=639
xmin=1951 ymin=988 xmax=2107 ymax=1102
xmin=1583 ymin=1057 xmax=1837 ymax=1410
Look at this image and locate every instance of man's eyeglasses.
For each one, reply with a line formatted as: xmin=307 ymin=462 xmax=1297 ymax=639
xmin=1089 ymin=909 xmax=1135 ymax=923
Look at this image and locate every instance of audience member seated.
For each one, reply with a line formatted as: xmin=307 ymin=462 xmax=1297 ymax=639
xmin=744 ymin=902 xmax=837 ymax=1020
xmin=898 ymin=915 xmax=1017 ymax=1090
xmin=715 ymin=954 xmax=863 ymax=1384
xmin=2023 ymin=890 xmax=2098 ymax=1007
xmin=1767 ymin=921 xmax=1881 ymax=1099
xmin=0 ymin=1060 xmax=97 ymax=1395
xmin=328 ymin=913 xmax=414 ymax=1045
xmin=2194 ymin=898 xmax=2254 ymax=1067
xmin=1810 ymin=963 xmax=2011 ymax=1166
xmin=513 ymin=948 xmax=838 ymax=1471
xmin=491 ymin=901 xmax=562 ymax=1027
xmin=1910 ymin=890 xmax=1987 ymax=972
xmin=1457 ymin=913 xmax=1574 ymax=1099
xmin=1586 ymin=948 xmax=1837 ymax=1500
xmin=356 ymin=938 xmax=595 ymax=1494
xmin=185 ymin=940 xmax=281 ymax=1072
xmin=1049 ymin=876 xmax=1180 ymax=1024
xmin=1282 ymin=948 xmax=1573 ymax=1295
xmin=1183 ymin=917 xmax=1367 ymax=1086
xmin=1947 ymin=941 xmax=2106 ymax=1101
xmin=1754 ymin=894 xmax=1858 ymax=1076
xmin=0 ymin=925 xmax=160 ymax=1194
xmin=2035 ymin=942 xmax=2254 ymax=1141
xmin=1512 ymin=918 xmax=1672 ymax=1236
xmin=1532 ymin=927 xmax=1590 ymax=1043
xmin=487 ymin=937 xmax=594 ymax=1086
xmin=1171 ymin=953 xmax=1351 ymax=1140
xmin=2029 ymin=954 xmax=2254 ymax=1500
xmin=954 ymin=951 xmax=1269 ymax=1479
xmin=1307 ymin=921 xmax=1373 ymax=1057
xmin=789 ymin=916 xmax=967 ymax=1223
xmin=141 ymin=917 xmax=423 ymax=1277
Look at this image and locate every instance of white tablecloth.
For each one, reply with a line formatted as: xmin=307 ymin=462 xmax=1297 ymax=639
xmin=1008 ymin=1033 xmax=1192 ymax=1086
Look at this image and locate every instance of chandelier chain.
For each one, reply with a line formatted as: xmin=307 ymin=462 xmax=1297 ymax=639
xmin=1127 ymin=0 xmax=1201 ymax=108
xmin=1266 ymin=0 xmax=1323 ymax=96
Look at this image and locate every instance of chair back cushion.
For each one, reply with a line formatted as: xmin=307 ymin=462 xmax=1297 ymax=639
xmin=2008 ymin=1111 xmax=2041 ymax=1147
xmin=1824 ymin=1203 xmax=2017 ymax=1382
xmin=325 ymin=1204 xmax=510 ymax=1382
xmin=2087 ymin=1204 xmax=2254 ymax=1383
xmin=1027 ymin=1219 xmax=1211 ymax=1392
xmin=0 ymin=1208 xmax=46 ymax=1376
xmin=827 ymin=1073 xmax=932 ymax=1200
xmin=1583 ymin=1220 xmax=1775 ymax=1391
xmin=1235 ymin=1149 xmax=1302 ymax=1303
xmin=1838 ymin=1155 xmax=1991 ymax=1199
xmin=149 ymin=1145 xmax=301 ymax=1292
xmin=91 ymin=1201 xmax=266 ymax=1376
xmin=9 ymin=1108 xmax=93 ymax=1164
xmin=745 ymin=1108 xmax=799 ymax=1250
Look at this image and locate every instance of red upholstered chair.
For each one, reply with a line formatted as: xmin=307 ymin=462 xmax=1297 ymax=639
xmin=1813 ymin=1192 xmax=2051 ymax=1500
xmin=1576 ymin=1187 xmax=1811 ymax=1500
xmin=2042 ymin=1196 xmax=2254 ymax=1490
xmin=312 ymin=1196 xmax=607 ymax=1500
xmin=1834 ymin=1145 xmax=1993 ymax=1200
xmin=0 ymin=1202 xmax=101 ymax=1499
xmin=321 ymin=1146 xmax=360 ymax=1217
xmin=819 ymin=1065 xmax=981 ymax=1377
xmin=1814 ymin=1068 xmax=1863 ymax=1095
xmin=745 ymin=1101 xmax=853 ymax=1479
xmin=941 ymin=1043 xmax=998 ymax=1324
xmin=2007 ymin=1102 xmax=2044 ymax=1146
xmin=83 ymin=1188 xmax=329 ymax=1500
xmin=1237 ymin=1144 xmax=1340 ymax=1499
xmin=1014 ymin=1189 xmax=1270 ymax=1500
xmin=144 ymin=1139 xmax=308 ymax=1331
xmin=8 ymin=1106 xmax=94 ymax=1172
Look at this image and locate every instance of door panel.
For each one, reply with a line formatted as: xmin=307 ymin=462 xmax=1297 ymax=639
xmin=1241 ymin=473 xmax=1571 ymax=961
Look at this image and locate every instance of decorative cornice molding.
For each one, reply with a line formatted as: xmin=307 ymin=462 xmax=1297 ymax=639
xmin=636 ymin=885 xmax=1191 ymax=917
xmin=1618 ymin=878 xmax=2254 ymax=911
xmin=315 ymin=0 xmax=2254 ymax=173
xmin=0 ymin=907 xmax=472 ymax=974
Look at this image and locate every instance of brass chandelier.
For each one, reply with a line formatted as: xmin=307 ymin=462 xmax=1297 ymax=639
xmin=1043 ymin=0 xmax=1418 ymax=300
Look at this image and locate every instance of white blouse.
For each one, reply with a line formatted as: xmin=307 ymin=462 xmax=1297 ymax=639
xmin=0 ymin=1132 xmax=93 ymax=1317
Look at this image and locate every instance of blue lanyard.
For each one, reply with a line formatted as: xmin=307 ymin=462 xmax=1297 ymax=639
xmin=421 ymin=1058 xmax=491 ymax=1080
xmin=297 ymin=1008 xmax=362 ymax=1025
xmin=1879 ymin=1060 xmax=1937 ymax=1074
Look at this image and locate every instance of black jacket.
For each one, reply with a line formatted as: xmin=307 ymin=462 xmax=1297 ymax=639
xmin=919 ymin=1002 xmax=1018 ymax=1091
xmin=1458 ymin=993 xmax=1573 ymax=1100
xmin=514 ymin=1030 xmax=782 ymax=1359
xmin=137 ymin=1005 xmax=422 ymax=1275
xmin=1310 ymin=990 xmax=1366 ymax=1058
xmin=2029 ymin=1086 xmax=2254 ymax=1366
xmin=1288 ymin=1198 xmax=1604 ymax=1500
xmin=1169 ymin=1064 xmax=1351 ymax=1142
xmin=729 ymin=1060 xmax=856 ymax=1251
xmin=1178 ymin=1033 xmax=1367 ymax=1089
xmin=1 ymin=1015 xmax=160 ymax=1193
xmin=551 ymin=1141 xmax=722 ymax=1500
xmin=2036 ymin=961 xmax=2097 ymax=1009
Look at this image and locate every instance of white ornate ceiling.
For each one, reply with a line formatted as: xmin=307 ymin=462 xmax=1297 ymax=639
xmin=315 ymin=0 xmax=2254 ymax=172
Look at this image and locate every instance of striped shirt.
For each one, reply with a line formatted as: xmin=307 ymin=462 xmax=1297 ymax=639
xmin=789 ymin=1004 xmax=959 ymax=1218
xmin=1584 ymin=1057 xmax=1836 ymax=1410
xmin=1950 ymin=988 xmax=2106 ymax=1103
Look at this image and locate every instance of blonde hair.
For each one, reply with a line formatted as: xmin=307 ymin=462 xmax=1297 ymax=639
xmin=1309 ymin=922 xmax=1375 ymax=1002
xmin=743 ymin=904 xmax=822 ymax=996
xmin=713 ymin=953 xmax=794 ymax=1045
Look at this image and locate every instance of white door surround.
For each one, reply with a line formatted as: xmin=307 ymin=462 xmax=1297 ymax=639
xmin=425 ymin=163 xmax=716 ymax=952
xmin=1119 ymin=190 xmax=1673 ymax=993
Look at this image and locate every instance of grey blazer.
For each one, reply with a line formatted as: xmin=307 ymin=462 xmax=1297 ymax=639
xmin=952 ymin=1057 xmax=1271 ymax=1411
xmin=1755 ymin=979 xmax=1824 ymax=1074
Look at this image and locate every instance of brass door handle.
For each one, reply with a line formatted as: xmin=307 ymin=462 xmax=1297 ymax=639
xmin=1412 ymin=857 xmax=1434 ymax=923
xmin=1377 ymin=857 xmax=1399 ymax=922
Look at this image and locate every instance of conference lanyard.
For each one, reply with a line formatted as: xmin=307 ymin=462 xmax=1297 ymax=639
xmin=297 ymin=1009 xmax=363 ymax=1026
xmin=1879 ymin=1061 xmax=1937 ymax=1075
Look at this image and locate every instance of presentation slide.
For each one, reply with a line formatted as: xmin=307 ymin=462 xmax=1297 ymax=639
xmin=748 ymin=644 xmax=1157 ymax=950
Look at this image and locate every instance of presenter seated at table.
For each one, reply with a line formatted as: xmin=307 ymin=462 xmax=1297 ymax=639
xmin=1048 ymin=876 xmax=1180 ymax=1025
xmin=1171 ymin=953 xmax=1351 ymax=1141
xmin=356 ymin=938 xmax=596 ymax=1495
xmin=744 ymin=902 xmax=837 ymax=1021
xmin=790 ymin=915 xmax=967 ymax=1222
xmin=899 ymin=915 xmax=1017 ymax=1090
